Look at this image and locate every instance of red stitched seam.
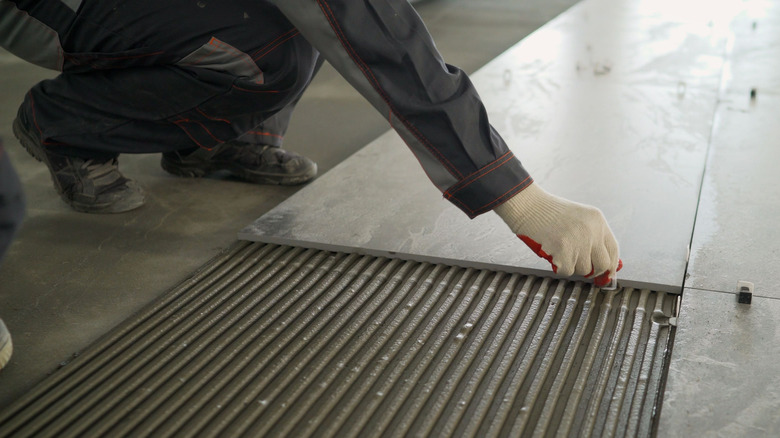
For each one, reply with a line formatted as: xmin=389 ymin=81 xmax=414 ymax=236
xmin=252 ymin=31 xmax=301 ymax=61
xmin=250 ymin=28 xmax=298 ymax=59
xmin=173 ymin=120 xmax=210 ymax=149
xmin=196 ymin=108 xmax=231 ymax=124
xmin=175 ymin=119 xmax=223 ymax=144
xmin=447 ymin=195 xmax=471 ymax=213
xmin=316 ymin=0 xmax=462 ymax=179
xmin=211 ymin=38 xmax=245 ymax=60
xmin=445 ymin=153 xmax=514 ymax=197
xmin=246 ymin=131 xmax=284 ymax=139
xmin=184 ymin=37 xmax=219 ymax=67
xmin=318 ymin=0 xmax=461 ymax=178
xmin=192 ymin=120 xmax=223 ymax=143
xmin=253 ymin=32 xmax=299 ymax=61
xmin=473 ymin=176 xmax=533 ymax=213
xmin=446 ymin=176 xmax=532 ymax=216
xmin=251 ymin=30 xmax=293 ymax=58
xmin=444 ymin=151 xmax=513 ymax=197
xmin=387 ymin=122 xmax=449 ymax=191
xmin=459 ymin=151 xmax=512 ymax=183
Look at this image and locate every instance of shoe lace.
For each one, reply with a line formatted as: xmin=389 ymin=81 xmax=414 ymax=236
xmin=78 ymin=158 xmax=128 ymax=191
xmin=80 ymin=158 xmax=114 ymax=175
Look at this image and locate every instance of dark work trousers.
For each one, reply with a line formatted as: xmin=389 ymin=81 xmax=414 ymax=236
xmin=9 ymin=0 xmax=322 ymax=160
xmin=0 ymin=141 xmax=25 ymax=263
xmin=4 ymin=0 xmax=534 ymax=217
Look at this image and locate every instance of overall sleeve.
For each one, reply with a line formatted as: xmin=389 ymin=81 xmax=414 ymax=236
xmin=268 ymin=0 xmax=533 ymax=218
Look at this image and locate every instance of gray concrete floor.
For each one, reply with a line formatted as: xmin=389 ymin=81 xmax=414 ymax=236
xmin=0 ymin=0 xmax=579 ymax=409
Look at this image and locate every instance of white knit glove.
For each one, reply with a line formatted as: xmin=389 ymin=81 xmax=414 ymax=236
xmin=494 ymin=182 xmax=622 ymax=286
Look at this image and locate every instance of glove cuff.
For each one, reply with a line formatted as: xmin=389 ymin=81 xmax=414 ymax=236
xmin=493 ymin=182 xmax=565 ymax=234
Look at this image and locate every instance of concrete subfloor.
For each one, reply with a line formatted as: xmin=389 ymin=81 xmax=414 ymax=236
xmin=0 ymin=0 xmax=580 ymax=409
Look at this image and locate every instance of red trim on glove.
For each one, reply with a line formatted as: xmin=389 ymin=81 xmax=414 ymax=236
xmin=593 ymin=260 xmax=623 ymax=287
xmin=518 ymin=235 xmax=557 ymax=274
xmin=594 ymin=271 xmax=612 ymax=287
xmin=585 ymin=259 xmax=623 ymax=279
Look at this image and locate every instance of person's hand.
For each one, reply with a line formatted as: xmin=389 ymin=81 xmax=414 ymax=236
xmin=494 ymin=182 xmax=622 ymax=287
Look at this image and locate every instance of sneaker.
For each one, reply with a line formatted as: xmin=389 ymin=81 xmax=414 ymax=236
xmin=0 ymin=318 xmax=12 ymax=370
xmin=13 ymin=112 xmax=145 ymax=213
xmin=161 ymin=141 xmax=317 ymax=185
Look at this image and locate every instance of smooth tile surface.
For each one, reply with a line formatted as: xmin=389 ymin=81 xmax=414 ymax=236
xmin=240 ymin=0 xmax=730 ymax=293
xmin=685 ymin=95 xmax=780 ymax=298
xmin=658 ymin=289 xmax=780 ymax=437
xmin=688 ymin=3 xmax=780 ymax=297
xmin=487 ymin=0 xmax=729 ymax=89
xmin=721 ymin=1 xmax=780 ymax=99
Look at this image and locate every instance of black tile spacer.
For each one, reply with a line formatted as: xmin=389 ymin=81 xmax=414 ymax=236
xmin=737 ymin=281 xmax=753 ymax=305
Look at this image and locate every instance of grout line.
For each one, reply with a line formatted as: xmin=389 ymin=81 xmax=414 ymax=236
xmin=677 ymin=24 xmax=778 ymax=304
xmin=684 ymin=286 xmax=780 ymax=302
xmin=657 ymin=28 xmax=737 ymax=433
xmin=676 ymin=29 xmax=734 ymax=296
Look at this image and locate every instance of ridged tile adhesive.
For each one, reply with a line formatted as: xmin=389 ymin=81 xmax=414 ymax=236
xmin=0 ymin=243 xmax=675 ymax=437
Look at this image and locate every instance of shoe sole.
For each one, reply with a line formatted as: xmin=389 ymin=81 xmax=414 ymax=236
xmin=13 ymin=117 xmax=145 ymax=213
xmin=161 ymin=158 xmax=318 ymax=186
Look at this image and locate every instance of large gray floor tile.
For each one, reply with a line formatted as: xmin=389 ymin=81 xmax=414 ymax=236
xmin=722 ymin=1 xmax=780 ymax=99
xmin=685 ymin=95 xmax=780 ymax=298
xmin=490 ymin=0 xmax=728 ymax=89
xmin=240 ymin=0 xmax=728 ymax=293
xmin=658 ymin=289 xmax=780 ymax=437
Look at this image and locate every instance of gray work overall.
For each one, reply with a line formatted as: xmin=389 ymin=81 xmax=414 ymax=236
xmin=0 ymin=0 xmax=532 ymax=217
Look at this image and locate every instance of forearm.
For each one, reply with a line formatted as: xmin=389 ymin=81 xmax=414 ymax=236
xmin=269 ymin=0 xmax=532 ymax=217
